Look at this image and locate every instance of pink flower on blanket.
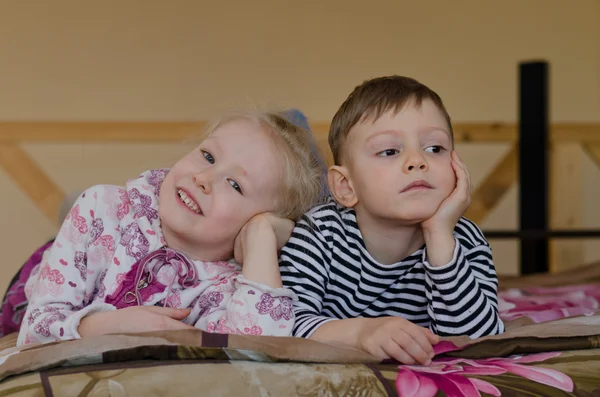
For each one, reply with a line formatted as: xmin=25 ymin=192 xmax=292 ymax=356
xmin=255 ymin=293 xmax=293 ymax=321
xmin=396 ymin=352 xmax=573 ymax=397
xmin=499 ymin=284 xmax=600 ymax=323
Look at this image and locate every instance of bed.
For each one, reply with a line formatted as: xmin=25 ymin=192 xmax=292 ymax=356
xmin=1 ymin=62 xmax=600 ymax=396
xmin=0 ymin=266 xmax=599 ymax=396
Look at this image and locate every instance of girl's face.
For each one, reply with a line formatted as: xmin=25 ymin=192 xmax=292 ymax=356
xmin=159 ymin=119 xmax=282 ymax=261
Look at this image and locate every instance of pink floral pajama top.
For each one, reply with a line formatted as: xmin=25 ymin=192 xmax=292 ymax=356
xmin=17 ymin=169 xmax=296 ymax=346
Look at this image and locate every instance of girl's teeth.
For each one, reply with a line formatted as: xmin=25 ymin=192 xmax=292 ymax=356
xmin=178 ymin=190 xmax=201 ymax=214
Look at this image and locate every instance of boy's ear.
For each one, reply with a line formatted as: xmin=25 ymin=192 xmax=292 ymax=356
xmin=327 ymin=165 xmax=358 ymax=208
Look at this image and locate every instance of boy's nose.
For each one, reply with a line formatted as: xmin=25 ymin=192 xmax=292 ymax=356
xmin=404 ymin=152 xmax=428 ymax=173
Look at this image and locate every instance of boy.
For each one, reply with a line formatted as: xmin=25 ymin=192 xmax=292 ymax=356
xmin=279 ymin=76 xmax=504 ymax=366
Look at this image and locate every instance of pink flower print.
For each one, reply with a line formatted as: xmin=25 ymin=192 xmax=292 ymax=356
xmin=396 ymin=352 xmax=573 ymax=397
xmin=74 ymin=251 xmax=88 ymax=282
xmin=255 ymin=294 xmax=293 ymax=321
xmin=63 ymin=205 xmax=88 ymax=244
xmin=128 ymin=188 xmax=159 ymax=224
xmin=119 ymin=224 xmax=150 ymax=261
xmin=36 ymin=265 xmax=66 ymax=297
xmin=69 ymin=205 xmax=88 ymax=234
xmin=89 ymin=217 xmax=104 ymax=245
xmin=243 ymin=325 xmax=263 ymax=335
xmin=196 ymin=291 xmax=224 ymax=317
xmin=156 ymin=265 xmax=177 ymax=286
xmin=90 ymin=235 xmax=116 ymax=265
xmin=165 ymin=292 xmax=181 ymax=308
xmin=117 ymin=189 xmax=130 ymax=220
xmin=207 ymin=321 xmax=217 ymax=333
xmin=95 ymin=269 xmax=107 ymax=299
xmin=33 ymin=307 xmax=67 ymax=338
xmin=147 ymin=169 xmax=169 ymax=195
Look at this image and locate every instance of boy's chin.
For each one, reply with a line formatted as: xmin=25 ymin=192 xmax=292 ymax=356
xmin=394 ymin=210 xmax=437 ymax=226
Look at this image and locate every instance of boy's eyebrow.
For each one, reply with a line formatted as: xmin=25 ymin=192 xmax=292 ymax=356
xmin=365 ymin=130 xmax=402 ymax=143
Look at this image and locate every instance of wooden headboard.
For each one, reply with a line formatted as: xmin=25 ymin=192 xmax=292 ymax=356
xmin=0 ymin=121 xmax=598 ymax=272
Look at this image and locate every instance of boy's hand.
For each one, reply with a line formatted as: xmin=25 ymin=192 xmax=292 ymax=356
xmin=356 ymin=317 xmax=439 ymax=365
xmin=421 ymin=151 xmax=472 ymax=266
xmin=78 ymin=306 xmax=194 ymax=338
xmin=234 ymin=214 xmax=294 ymax=265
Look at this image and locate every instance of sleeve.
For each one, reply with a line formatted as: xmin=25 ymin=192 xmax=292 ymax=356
xmin=192 ymin=275 xmax=297 ymax=337
xmin=423 ymin=219 xmax=504 ymax=338
xmin=278 ymin=215 xmax=335 ymax=338
xmin=17 ymin=186 xmax=117 ymax=346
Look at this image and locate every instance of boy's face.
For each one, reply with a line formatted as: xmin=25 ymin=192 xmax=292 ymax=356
xmin=159 ymin=119 xmax=282 ymax=260
xmin=343 ymin=99 xmax=456 ymax=225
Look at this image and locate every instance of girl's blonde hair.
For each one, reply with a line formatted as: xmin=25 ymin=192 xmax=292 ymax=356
xmin=200 ymin=109 xmax=325 ymax=220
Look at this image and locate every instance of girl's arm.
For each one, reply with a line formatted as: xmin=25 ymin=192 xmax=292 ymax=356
xmin=17 ymin=186 xmax=118 ymax=346
xmin=193 ymin=215 xmax=296 ymax=336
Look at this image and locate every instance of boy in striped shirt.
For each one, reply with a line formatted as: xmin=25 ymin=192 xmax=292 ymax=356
xmin=279 ymin=75 xmax=504 ymax=365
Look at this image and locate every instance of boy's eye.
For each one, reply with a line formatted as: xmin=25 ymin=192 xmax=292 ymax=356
xmin=424 ymin=145 xmax=444 ymax=153
xmin=202 ymin=150 xmax=215 ymax=164
xmin=376 ymin=149 xmax=400 ymax=157
xmin=228 ymin=179 xmax=243 ymax=195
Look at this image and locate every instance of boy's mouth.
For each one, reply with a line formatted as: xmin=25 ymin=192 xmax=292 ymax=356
xmin=401 ymin=180 xmax=433 ymax=193
xmin=177 ymin=189 xmax=203 ymax=215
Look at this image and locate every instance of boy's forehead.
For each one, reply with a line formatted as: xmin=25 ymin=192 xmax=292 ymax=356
xmin=350 ymin=104 xmax=450 ymax=142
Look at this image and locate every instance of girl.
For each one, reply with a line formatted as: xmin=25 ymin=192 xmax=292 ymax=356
xmin=18 ymin=110 xmax=324 ymax=346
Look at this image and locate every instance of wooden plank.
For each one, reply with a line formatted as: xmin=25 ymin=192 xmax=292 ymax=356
xmin=0 ymin=122 xmax=597 ymax=143
xmin=0 ymin=121 xmax=515 ymax=143
xmin=0 ymin=122 xmax=205 ymax=143
xmin=549 ymin=143 xmax=584 ymax=272
xmin=464 ymin=145 xmax=517 ymax=224
xmin=0 ymin=143 xmax=65 ymax=224
xmin=583 ymin=143 xmax=600 ymax=168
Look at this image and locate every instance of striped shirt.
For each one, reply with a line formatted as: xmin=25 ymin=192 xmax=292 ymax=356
xmin=279 ymin=199 xmax=504 ymax=339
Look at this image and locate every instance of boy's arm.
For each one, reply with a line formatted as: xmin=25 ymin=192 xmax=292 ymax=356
xmin=280 ymin=214 xmax=438 ymax=365
xmin=17 ymin=187 xmax=117 ymax=346
xmin=423 ymin=219 xmax=504 ymax=338
xmin=279 ymin=215 xmax=337 ymax=338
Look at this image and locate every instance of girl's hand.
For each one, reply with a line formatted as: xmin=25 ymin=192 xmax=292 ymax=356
xmin=233 ymin=214 xmax=294 ymax=288
xmin=78 ymin=306 xmax=194 ymax=338
xmin=234 ymin=214 xmax=294 ymax=265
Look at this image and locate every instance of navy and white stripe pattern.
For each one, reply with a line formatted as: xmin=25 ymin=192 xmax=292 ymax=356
xmin=279 ymin=199 xmax=504 ymax=339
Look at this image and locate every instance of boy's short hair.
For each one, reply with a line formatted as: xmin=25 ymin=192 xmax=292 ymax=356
xmin=329 ymin=75 xmax=453 ymax=165
xmin=202 ymin=110 xmax=325 ymax=220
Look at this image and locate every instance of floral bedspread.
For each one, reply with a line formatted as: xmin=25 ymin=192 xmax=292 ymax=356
xmin=0 ymin=283 xmax=598 ymax=396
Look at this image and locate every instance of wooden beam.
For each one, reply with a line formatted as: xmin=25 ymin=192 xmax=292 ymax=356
xmin=549 ymin=143 xmax=584 ymax=272
xmin=0 ymin=122 xmax=204 ymax=143
xmin=464 ymin=145 xmax=518 ymax=224
xmin=0 ymin=122 xmax=597 ymax=144
xmin=583 ymin=143 xmax=600 ymax=169
xmin=0 ymin=143 xmax=65 ymax=224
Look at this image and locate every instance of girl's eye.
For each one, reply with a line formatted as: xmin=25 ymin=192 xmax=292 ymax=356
xmin=376 ymin=149 xmax=400 ymax=157
xmin=202 ymin=150 xmax=215 ymax=164
xmin=424 ymin=145 xmax=444 ymax=153
xmin=228 ymin=179 xmax=243 ymax=195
